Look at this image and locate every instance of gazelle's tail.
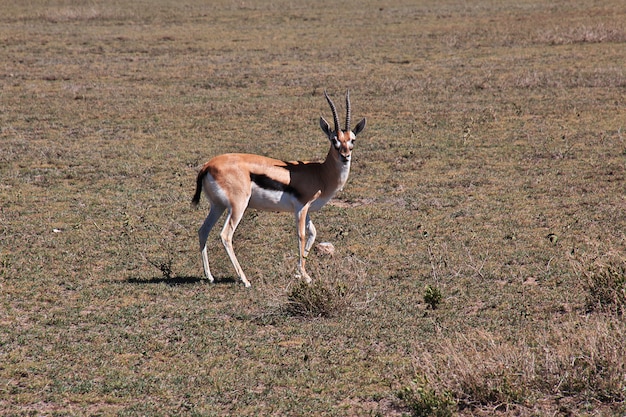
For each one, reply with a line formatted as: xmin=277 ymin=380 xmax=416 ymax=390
xmin=191 ymin=169 xmax=206 ymax=207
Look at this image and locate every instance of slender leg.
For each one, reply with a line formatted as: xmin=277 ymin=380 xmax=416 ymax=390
xmin=220 ymin=202 xmax=251 ymax=287
xmin=303 ymin=215 xmax=316 ymax=258
xmin=296 ymin=191 xmax=321 ymax=283
xmin=198 ymin=204 xmax=226 ymax=283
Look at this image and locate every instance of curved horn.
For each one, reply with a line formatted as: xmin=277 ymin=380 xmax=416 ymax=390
xmin=324 ymin=90 xmax=340 ymax=133
xmin=345 ymin=89 xmax=351 ymax=131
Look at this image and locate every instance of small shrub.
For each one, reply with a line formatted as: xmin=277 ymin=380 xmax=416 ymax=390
xmin=424 ymin=285 xmax=443 ymax=309
xmin=284 ymin=279 xmax=349 ymax=318
xmin=146 ymin=254 xmax=174 ymax=280
xmin=157 ymin=260 xmax=174 ymax=280
xmin=398 ymin=376 xmax=455 ymax=417
xmin=584 ymin=262 xmax=626 ymax=315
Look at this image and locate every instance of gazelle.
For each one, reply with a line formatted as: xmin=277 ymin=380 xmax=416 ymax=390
xmin=191 ymin=90 xmax=366 ymax=287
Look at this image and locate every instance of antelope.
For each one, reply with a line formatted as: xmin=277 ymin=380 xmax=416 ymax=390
xmin=191 ymin=90 xmax=366 ymax=287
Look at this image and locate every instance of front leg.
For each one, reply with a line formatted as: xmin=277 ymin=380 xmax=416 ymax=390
xmin=295 ymin=191 xmax=321 ymax=283
xmin=303 ymin=214 xmax=316 ymax=258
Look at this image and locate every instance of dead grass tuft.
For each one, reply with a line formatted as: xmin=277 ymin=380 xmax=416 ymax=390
xmin=39 ymin=7 xmax=106 ymax=23
xmin=537 ymin=24 xmax=626 ymax=45
xmin=283 ymin=255 xmax=368 ymax=318
xmin=284 ymin=279 xmax=348 ymax=318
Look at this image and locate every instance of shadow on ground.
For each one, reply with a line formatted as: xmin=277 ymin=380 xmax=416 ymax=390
xmin=124 ymin=276 xmax=239 ymax=286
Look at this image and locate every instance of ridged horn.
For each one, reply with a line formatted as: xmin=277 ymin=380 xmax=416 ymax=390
xmin=345 ymin=89 xmax=351 ymax=131
xmin=324 ymin=90 xmax=340 ymax=133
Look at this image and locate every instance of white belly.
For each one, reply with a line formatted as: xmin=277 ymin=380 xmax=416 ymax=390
xmin=248 ymin=184 xmax=334 ymax=213
xmin=248 ymin=185 xmax=298 ymax=212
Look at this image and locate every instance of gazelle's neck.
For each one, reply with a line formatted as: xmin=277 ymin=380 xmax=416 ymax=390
xmin=323 ymin=145 xmax=351 ymax=192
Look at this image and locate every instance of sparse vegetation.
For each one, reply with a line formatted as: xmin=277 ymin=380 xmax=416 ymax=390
xmin=398 ymin=376 xmax=455 ymax=417
xmin=1 ymin=0 xmax=625 ymax=415
xmin=424 ymin=284 xmax=443 ymax=309
xmin=584 ymin=261 xmax=626 ymax=315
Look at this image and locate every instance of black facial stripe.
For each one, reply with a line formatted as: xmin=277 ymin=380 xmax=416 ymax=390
xmin=250 ymin=173 xmax=301 ymax=199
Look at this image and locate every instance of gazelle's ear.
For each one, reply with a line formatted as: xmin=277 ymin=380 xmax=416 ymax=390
xmin=352 ymin=118 xmax=366 ymax=136
xmin=320 ymin=116 xmax=332 ymax=137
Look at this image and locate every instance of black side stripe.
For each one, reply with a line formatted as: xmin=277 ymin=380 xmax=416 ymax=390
xmin=250 ymin=173 xmax=301 ymax=199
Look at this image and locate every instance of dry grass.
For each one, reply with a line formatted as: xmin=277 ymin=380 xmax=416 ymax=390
xmin=2 ymin=0 xmax=626 ymax=415
xmin=574 ymin=250 xmax=626 ymax=316
xmin=411 ymin=319 xmax=626 ymax=414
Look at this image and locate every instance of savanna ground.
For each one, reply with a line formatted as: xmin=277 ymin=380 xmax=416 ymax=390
xmin=1 ymin=0 xmax=625 ymax=415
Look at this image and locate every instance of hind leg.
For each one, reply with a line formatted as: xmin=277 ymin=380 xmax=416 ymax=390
xmin=198 ymin=204 xmax=226 ymax=283
xmin=220 ymin=202 xmax=251 ymax=287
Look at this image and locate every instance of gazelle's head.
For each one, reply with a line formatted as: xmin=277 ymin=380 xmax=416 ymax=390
xmin=320 ymin=90 xmax=366 ymax=164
